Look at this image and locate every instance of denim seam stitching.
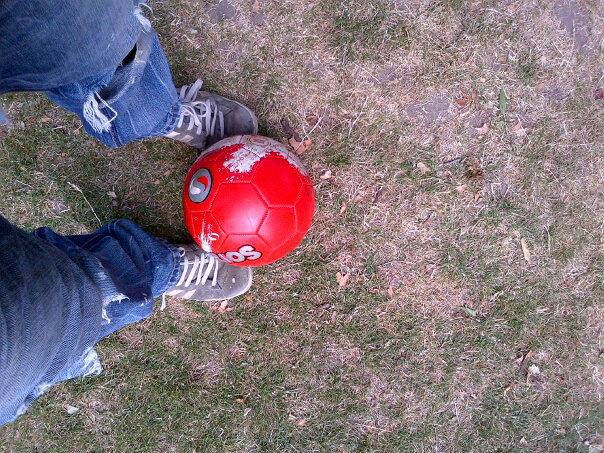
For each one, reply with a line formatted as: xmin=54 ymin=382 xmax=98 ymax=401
xmin=160 ymin=244 xmax=182 ymax=293
xmin=155 ymin=101 xmax=181 ymax=136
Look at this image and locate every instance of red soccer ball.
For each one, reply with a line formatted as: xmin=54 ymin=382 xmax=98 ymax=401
xmin=183 ymin=135 xmax=315 ymax=267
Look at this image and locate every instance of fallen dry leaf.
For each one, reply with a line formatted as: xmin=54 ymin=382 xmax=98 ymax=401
xmin=107 ymin=191 xmax=117 ymax=199
xmin=512 ymin=120 xmax=526 ymax=136
xmin=462 ymin=306 xmax=477 ymax=317
xmin=474 ymin=191 xmax=481 ymax=202
xmin=536 ymin=81 xmax=546 ymax=93
xmin=514 ymin=350 xmax=533 ymax=375
xmin=288 ymin=136 xmax=313 ymax=154
xmin=586 ymin=435 xmax=604 ymax=453
xmin=288 ymin=414 xmax=307 ymax=426
xmin=416 ymin=161 xmax=431 ymax=174
xmin=336 ymin=271 xmax=350 ymax=288
xmin=515 ymin=350 xmax=532 ymax=364
xmin=217 ymin=300 xmax=233 ymax=313
xmin=339 ymin=202 xmax=347 ymax=214
xmin=65 ymin=404 xmax=79 ymax=415
xmin=320 ymin=169 xmax=332 ymax=180
xmin=455 ymin=97 xmax=472 ymax=108
xmin=387 ymin=285 xmax=395 ymax=298
xmin=282 ymin=117 xmax=314 ymax=154
xmin=475 ymin=122 xmax=490 ymax=135
xmin=280 ymin=117 xmax=301 ymax=141
xmin=466 ymin=163 xmax=484 ymax=179
xmin=353 ymin=190 xmax=368 ymax=202
xmin=503 ymin=382 xmax=516 ymax=398
xmin=306 ymin=114 xmax=319 ymax=126
xmin=520 ymin=238 xmax=531 ymax=263
xmin=372 ymin=186 xmax=385 ymax=204
xmin=456 ymin=185 xmax=467 ymax=194
xmin=526 ymin=363 xmax=543 ymax=387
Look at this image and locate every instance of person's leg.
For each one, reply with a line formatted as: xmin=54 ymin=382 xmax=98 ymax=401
xmin=45 ymin=31 xmax=182 ymax=149
xmin=0 ymin=214 xmax=253 ymax=426
xmin=0 ymin=0 xmax=145 ymax=93
xmin=34 ymin=219 xmax=183 ymax=336
xmin=45 ymin=27 xmax=258 ymax=150
xmin=0 ymin=216 xmax=180 ymax=425
xmin=2 ymin=1 xmax=258 ymax=149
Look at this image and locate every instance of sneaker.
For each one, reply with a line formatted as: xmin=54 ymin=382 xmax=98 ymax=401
xmin=162 ymin=245 xmax=253 ymax=306
xmin=165 ymin=79 xmax=259 ymax=149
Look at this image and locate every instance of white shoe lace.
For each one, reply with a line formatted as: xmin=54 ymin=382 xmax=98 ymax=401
xmin=176 ymin=79 xmax=225 ymax=139
xmin=160 ymin=246 xmax=219 ymax=310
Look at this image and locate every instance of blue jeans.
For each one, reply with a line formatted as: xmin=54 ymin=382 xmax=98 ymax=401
xmin=0 ymin=2 xmax=187 ymax=424
xmin=0 ymin=218 xmax=181 ymax=425
xmin=0 ymin=1 xmax=182 ymax=148
xmin=45 ymin=31 xmax=182 ymax=148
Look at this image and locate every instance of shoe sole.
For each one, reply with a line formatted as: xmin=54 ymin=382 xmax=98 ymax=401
xmin=201 ymin=266 xmax=253 ymax=302
xmin=238 ymin=266 xmax=254 ymax=297
xmin=230 ymin=98 xmax=259 ymax=135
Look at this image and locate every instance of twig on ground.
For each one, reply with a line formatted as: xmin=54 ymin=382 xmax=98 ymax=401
xmin=443 ymin=155 xmax=466 ymax=165
xmin=349 ymin=97 xmax=368 ymax=137
xmin=302 ymin=115 xmax=323 ymax=140
xmin=67 ymin=181 xmax=102 ymax=226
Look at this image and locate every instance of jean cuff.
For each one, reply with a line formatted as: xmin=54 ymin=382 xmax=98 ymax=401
xmin=153 ymin=100 xmax=182 ymax=137
xmin=159 ymin=242 xmax=182 ymax=294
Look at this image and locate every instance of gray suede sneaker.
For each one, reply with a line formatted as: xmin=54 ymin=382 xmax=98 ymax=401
xmin=165 ymin=79 xmax=259 ymax=149
xmin=162 ymin=245 xmax=253 ymax=304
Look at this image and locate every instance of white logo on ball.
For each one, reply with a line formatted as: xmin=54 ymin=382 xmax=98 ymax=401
xmin=220 ymin=245 xmax=262 ymax=263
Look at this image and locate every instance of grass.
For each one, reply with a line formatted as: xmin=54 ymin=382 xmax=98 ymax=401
xmin=2 ymin=0 xmax=604 ymax=451
xmin=328 ymin=0 xmax=409 ymax=63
